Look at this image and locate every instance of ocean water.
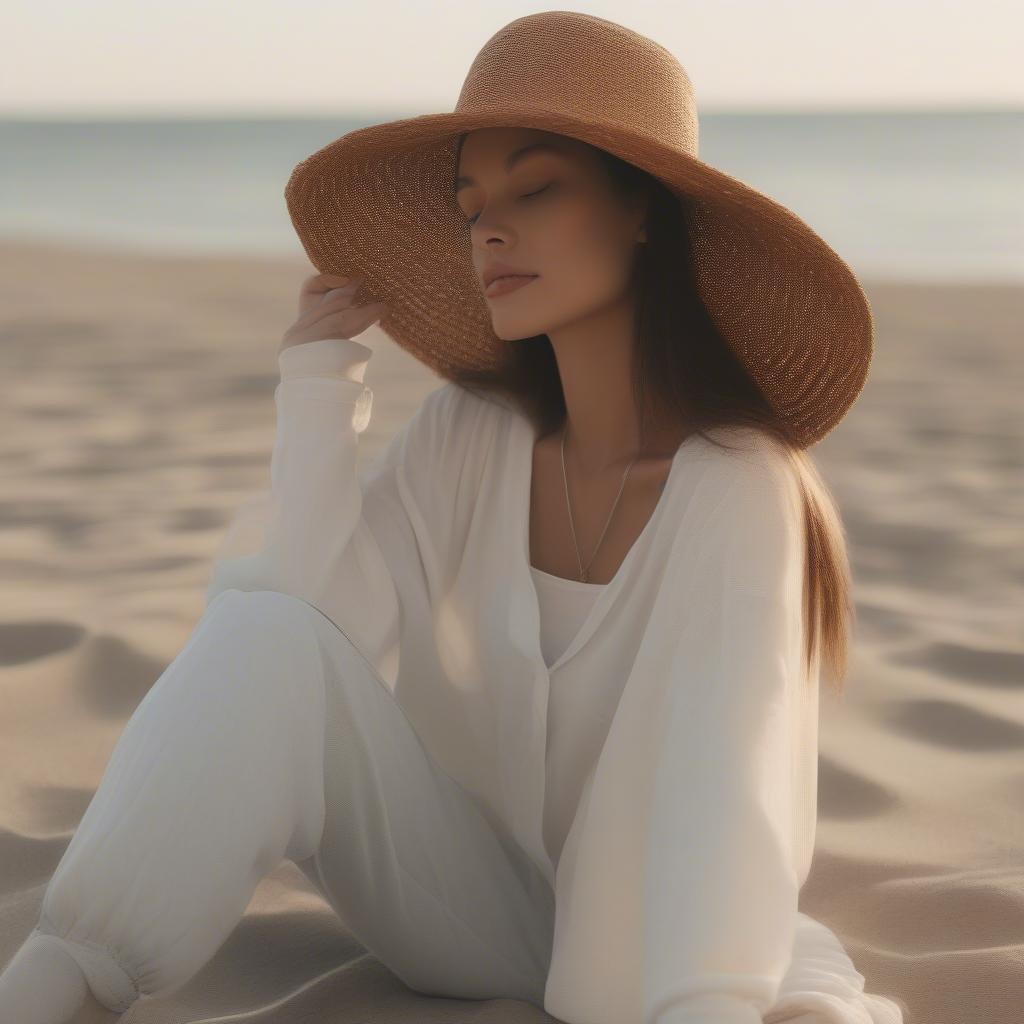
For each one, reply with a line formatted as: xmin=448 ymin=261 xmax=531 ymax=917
xmin=0 ymin=110 xmax=1020 ymax=282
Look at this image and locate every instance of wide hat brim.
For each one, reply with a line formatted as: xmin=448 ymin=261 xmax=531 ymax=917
xmin=285 ymin=106 xmax=873 ymax=448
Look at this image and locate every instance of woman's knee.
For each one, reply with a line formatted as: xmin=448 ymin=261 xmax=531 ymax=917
xmin=188 ymin=589 xmax=331 ymax=701
xmin=211 ymin=591 xmax=383 ymax=688
xmin=203 ymin=588 xmax=323 ymax=640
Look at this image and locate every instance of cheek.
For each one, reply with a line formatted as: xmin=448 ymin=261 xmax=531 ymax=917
xmin=538 ymin=203 xmax=634 ymax=300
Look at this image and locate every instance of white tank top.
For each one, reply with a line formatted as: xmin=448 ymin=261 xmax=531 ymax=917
xmin=530 ymin=563 xmax=608 ymax=864
xmin=529 ymin=563 xmax=607 ymax=668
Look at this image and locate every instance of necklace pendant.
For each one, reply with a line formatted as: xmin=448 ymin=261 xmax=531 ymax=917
xmin=580 ymin=569 xmax=590 ymax=583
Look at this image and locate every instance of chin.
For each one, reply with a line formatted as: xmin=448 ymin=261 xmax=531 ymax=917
xmin=490 ymin=317 xmax=550 ymax=342
xmin=488 ymin=305 xmax=561 ymax=342
xmin=484 ymin=280 xmax=557 ymax=340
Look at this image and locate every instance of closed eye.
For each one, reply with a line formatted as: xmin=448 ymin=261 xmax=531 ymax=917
xmin=521 ymin=183 xmax=551 ymax=202
xmin=466 ymin=183 xmax=552 ymax=225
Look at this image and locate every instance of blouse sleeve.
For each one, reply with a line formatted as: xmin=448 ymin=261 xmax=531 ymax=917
xmin=204 ymin=336 xmax=440 ymax=678
xmin=644 ymin=452 xmax=812 ymax=1024
xmin=544 ymin=441 xmax=817 ymax=1024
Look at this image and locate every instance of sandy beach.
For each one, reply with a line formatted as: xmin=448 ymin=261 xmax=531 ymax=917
xmin=1 ymin=237 xmax=1021 ymax=1023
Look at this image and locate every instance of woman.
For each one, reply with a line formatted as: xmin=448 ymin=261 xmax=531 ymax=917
xmin=0 ymin=12 xmax=905 ymax=1024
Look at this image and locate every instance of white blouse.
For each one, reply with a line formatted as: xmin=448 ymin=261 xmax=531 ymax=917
xmin=20 ymin=337 xmax=904 ymax=1024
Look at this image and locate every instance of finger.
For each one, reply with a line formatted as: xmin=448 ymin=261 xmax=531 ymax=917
xmin=298 ymin=274 xmax=362 ymax=314
xmin=293 ymin=288 xmax=363 ymax=330
xmin=303 ymin=270 xmax=356 ymax=285
xmin=301 ymin=273 xmax=361 ymax=298
xmin=320 ymin=286 xmax=360 ymax=305
xmin=315 ymin=301 xmax=388 ymax=336
xmin=295 ymin=297 xmax=387 ymax=337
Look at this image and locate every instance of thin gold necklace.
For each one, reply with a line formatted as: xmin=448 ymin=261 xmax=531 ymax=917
xmin=560 ymin=426 xmax=639 ymax=583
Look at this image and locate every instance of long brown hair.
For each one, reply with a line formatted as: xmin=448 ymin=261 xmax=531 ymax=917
xmin=449 ymin=131 xmax=855 ymax=697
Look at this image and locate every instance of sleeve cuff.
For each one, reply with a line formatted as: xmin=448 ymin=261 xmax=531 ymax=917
xmin=278 ymin=337 xmax=374 ymax=383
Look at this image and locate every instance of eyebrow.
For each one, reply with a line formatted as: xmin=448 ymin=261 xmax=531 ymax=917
xmin=455 ymin=142 xmax=565 ymax=193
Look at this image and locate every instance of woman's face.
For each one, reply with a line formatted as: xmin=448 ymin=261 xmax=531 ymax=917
xmin=454 ymin=127 xmax=647 ymax=341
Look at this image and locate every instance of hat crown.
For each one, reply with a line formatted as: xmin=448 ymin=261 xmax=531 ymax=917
xmin=455 ymin=11 xmax=700 ymax=158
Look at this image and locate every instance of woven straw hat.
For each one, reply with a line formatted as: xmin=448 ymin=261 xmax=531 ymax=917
xmin=284 ymin=10 xmax=873 ymax=448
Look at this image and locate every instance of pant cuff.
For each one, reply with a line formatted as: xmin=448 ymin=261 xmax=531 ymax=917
xmin=28 ymin=926 xmax=140 ymax=1014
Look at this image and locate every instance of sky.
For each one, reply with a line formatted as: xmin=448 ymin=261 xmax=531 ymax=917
xmin=4 ymin=0 xmax=1022 ymax=117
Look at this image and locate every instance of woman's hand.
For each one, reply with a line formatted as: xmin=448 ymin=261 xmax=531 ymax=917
xmin=279 ymin=273 xmax=388 ymax=354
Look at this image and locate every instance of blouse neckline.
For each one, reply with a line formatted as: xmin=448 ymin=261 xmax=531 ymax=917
xmin=513 ymin=407 xmax=696 ymax=675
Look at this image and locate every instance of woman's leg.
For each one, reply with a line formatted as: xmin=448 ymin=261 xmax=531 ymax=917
xmin=0 ymin=933 xmax=92 ymax=1024
xmin=0 ymin=588 xmax=330 ymax=1020
xmin=0 ymin=587 xmax=554 ymax=1021
xmin=291 ymin=595 xmax=555 ymax=1006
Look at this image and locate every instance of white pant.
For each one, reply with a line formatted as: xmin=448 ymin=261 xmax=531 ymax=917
xmin=24 ymin=588 xmax=556 ymax=1015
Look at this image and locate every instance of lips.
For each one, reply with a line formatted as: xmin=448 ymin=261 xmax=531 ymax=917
xmin=484 ymin=274 xmax=538 ymax=298
xmin=482 ymin=260 xmax=537 ymax=285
